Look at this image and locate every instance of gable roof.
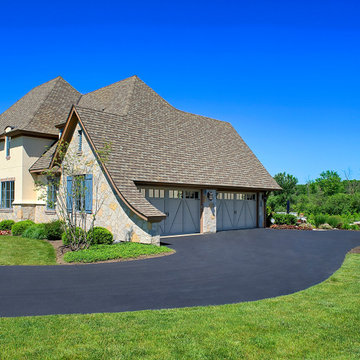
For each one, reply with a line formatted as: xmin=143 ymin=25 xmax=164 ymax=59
xmin=0 ymin=77 xmax=81 ymax=137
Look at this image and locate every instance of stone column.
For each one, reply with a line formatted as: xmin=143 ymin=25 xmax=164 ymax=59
xmin=201 ymin=189 xmax=216 ymax=233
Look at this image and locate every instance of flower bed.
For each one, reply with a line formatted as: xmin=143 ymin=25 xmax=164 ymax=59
xmin=270 ymin=224 xmax=313 ymax=231
xmin=0 ymin=230 xmax=11 ymax=236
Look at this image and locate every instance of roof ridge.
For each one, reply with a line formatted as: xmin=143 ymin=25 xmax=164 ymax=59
xmin=0 ymin=76 xmax=60 ymax=120
xmin=82 ymin=75 xmax=138 ymax=95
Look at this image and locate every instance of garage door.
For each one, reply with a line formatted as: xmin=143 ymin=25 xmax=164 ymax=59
xmin=141 ymin=188 xmax=201 ymax=236
xmin=216 ymin=192 xmax=257 ymax=231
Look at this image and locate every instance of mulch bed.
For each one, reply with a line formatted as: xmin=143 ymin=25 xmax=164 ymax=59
xmin=349 ymin=246 xmax=360 ymax=254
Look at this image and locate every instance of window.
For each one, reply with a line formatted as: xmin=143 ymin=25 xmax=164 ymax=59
xmin=148 ymin=188 xmax=165 ymax=198
xmin=1 ymin=181 xmax=14 ymax=209
xmin=66 ymin=174 xmax=92 ymax=213
xmin=47 ymin=179 xmax=58 ymax=210
xmin=78 ymin=130 xmax=83 ymax=152
xmin=5 ymin=136 xmax=10 ymax=158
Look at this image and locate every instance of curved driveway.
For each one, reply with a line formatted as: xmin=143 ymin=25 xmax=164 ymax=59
xmin=1 ymin=229 xmax=360 ymax=317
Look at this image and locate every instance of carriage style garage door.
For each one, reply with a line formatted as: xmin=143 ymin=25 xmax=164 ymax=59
xmin=141 ymin=188 xmax=201 ymax=236
xmin=216 ymin=192 xmax=257 ymax=231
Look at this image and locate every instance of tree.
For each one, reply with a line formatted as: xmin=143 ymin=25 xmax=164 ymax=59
xmin=272 ymin=172 xmax=298 ymax=211
xmin=315 ymin=170 xmax=342 ymax=196
xmin=36 ymin=140 xmax=112 ymax=251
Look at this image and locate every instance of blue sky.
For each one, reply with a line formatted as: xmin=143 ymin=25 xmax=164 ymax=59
xmin=1 ymin=0 xmax=359 ymax=183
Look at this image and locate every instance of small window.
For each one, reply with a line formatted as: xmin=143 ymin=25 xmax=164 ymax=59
xmin=139 ymin=188 xmax=146 ymax=197
xmin=159 ymin=189 xmax=165 ymax=198
xmin=5 ymin=136 xmax=10 ymax=158
xmin=47 ymin=178 xmax=58 ymax=210
xmin=78 ymin=130 xmax=83 ymax=152
xmin=0 ymin=180 xmax=14 ymax=209
xmin=217 ymin=193 xmax=222 ymax=200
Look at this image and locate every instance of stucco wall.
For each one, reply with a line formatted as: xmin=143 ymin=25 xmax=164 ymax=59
xmin=0 ymin=136 xmax=54 ymax=205
xmin=0 ymin=136 xmax=54 ymax=222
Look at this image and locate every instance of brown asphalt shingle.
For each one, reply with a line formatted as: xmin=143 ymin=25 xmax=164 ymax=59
xmin=0 ymin=77 xmax=81 ymax=136
xmin=8 ymin=75 xmax=280 ymax=219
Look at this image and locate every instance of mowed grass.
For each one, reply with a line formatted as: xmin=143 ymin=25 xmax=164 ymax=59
xmin=0 ymin=254 xmax=359 ymax=359
xmin=0 ymin=236 xmax=56 ymax=265
xmin=64 ymin=242 xmax=173 ymax=263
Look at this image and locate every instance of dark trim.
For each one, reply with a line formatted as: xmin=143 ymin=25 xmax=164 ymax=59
xmin=135 ymin=181 xmax=280 ymax=193
xmin=0 ymin=129 xmax=58 ymax=140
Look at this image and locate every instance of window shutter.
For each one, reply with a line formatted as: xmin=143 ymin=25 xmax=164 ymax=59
xmin=85 ymin=174 xmax=93 ymax=214
xmin=66 ymin=176 xmax=73 ymax=212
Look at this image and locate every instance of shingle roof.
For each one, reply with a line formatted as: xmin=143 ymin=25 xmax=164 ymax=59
xmin=69 ymin=77 xmax=280 ymax=218
xmin=30 ymin=141 xmax=58 ymax=171
xmin=0 ymin=77 xmax=81 ymax=136
xmin=22 ymin=75 xmax=280 ymax=220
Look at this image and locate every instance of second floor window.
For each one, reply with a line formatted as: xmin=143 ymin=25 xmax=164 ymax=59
xmin=1 ymin=180 xmax=14 ymax=209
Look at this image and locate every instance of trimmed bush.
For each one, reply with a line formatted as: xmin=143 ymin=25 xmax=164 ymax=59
xmin=314 ymin=214 xmax=328 ymax=228
xmin=327 ymin=215 xmax=342 ymax=229
xmin=62 ymin=227 xmax=86 ymax=245
xmin=273 ymin=213 xmax=297 ymax=225
xmin=341 ymin=223 xmax=351 ymax=230
xmin=44 ymin=220 xmax=64 ymax=240
xmin=87 ymin=227 xmax=113 ymax=245
xmin=11 ymin=220 xmax=35 ymax=236
xmin=0 ymin=220 xmax=15 ymax=230
xmin=23 ymin=224 xmax=47 ymax=240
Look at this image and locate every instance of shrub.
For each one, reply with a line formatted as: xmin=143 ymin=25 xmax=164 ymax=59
xmin=11 ymin=220 xmax=35 ymax=236
xmin=341 ymin=223 xmax=351 ymax=230
xmin=273 ymin=213 xmax=297 ymax=225
xmin=327 ymin=215 xmax=342 ymax=229
xmin=314 ymin=214 xmax=328 ymax=228
xmin=87 ymin=227 xmax=113 ymax=245
xmin=0 ymin=220 xmax=15 ymax=230
xmin=23 ymin=224 xmax=47 ymax=240
xmin=62 ymin=227 xmax=86 ymax=245
xmin=44 ymin=220 xmax=64 ymax=240
xmin=350 ymin=225 xmax=359 ymax=231
xmin=318 ymin=223 xmax=332 ymax=230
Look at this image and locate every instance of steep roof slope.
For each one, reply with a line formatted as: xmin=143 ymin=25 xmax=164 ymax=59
xmin=78 ymin=76 xmax=136 ymax=115
xmin=0 ymin=77 xmax=81 ymax=136
xmin=75 ymin=77 xmax=280 ymax=191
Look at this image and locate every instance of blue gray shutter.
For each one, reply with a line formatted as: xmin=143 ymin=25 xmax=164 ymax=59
xmin=66 ymin=176 xmax=73 ymax=212
xmin=85 ymin=174 xmax=93 ymax=214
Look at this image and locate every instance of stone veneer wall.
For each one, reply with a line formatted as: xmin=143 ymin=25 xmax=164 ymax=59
xmin=58 ymin=123 xmax=160 ymax=245
xmin=202 ymin=189 xmax=216 ymax=233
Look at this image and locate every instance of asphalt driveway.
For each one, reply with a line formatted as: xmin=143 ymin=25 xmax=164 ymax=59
xmin=1 ymin=229 xmax=359 ymax=317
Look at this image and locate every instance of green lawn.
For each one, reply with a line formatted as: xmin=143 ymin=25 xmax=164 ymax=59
xmin=0 ymin=236 xmax=56 ymax=265
xmin=0 ymin=254 xmax=359 ymax=359
xmin=64 ymin=242 xmax=173 ymax=263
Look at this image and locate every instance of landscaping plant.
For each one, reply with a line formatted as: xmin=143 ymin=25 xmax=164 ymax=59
xmin=0 ymin=220 xmax=15 ymax=230
xmin=22 ymin=224 xmax=47 ymax=240
xmin=44 ymin=220 xmax=64 ymax=240
xmin=87 ymin=226 xmax=113 ymax=245
xmin=11 ymin=220 xmax=35 ymax=236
